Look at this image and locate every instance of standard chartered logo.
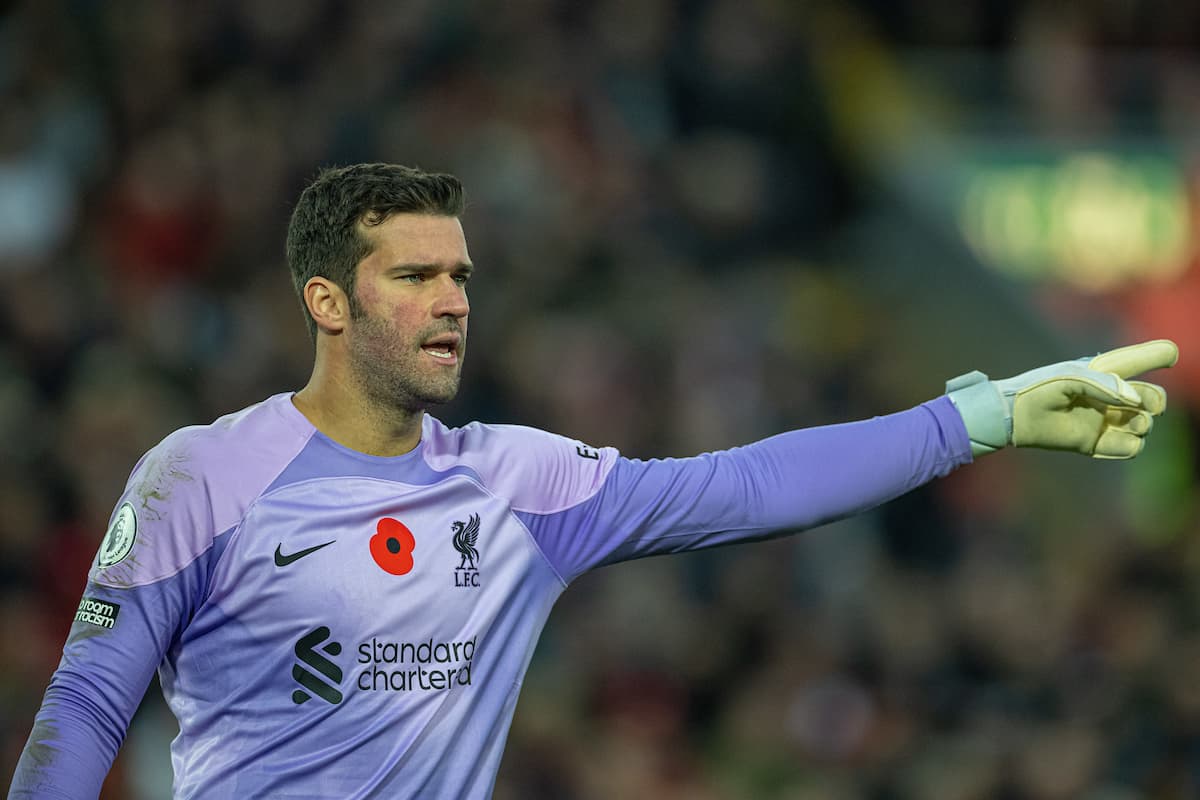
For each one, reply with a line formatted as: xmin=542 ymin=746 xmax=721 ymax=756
xmin=290 ymin=626 xmax=478 ymax=705
xmin=292 ymin=626 xmax=344 ymax=705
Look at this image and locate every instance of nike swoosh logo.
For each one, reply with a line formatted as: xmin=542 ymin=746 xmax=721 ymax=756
xmin=274 ymin=540 xmax=336 ymax=567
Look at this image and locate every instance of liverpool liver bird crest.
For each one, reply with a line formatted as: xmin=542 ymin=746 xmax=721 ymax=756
xmin=452 ymin=514 xmax=480 ymax=570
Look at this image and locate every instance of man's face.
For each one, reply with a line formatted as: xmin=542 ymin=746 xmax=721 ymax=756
xmin=346 ymin=213 xmax=472 ymax=412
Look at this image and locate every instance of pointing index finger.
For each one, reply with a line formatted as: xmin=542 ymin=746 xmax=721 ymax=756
xmin=1088 ymin=339 xmax=1179 ymax=379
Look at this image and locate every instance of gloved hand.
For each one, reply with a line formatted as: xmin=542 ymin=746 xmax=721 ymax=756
xmin=946 ymin=339 xmax=1178 ymax=459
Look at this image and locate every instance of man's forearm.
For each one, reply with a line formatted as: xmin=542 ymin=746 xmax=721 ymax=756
xmin=9 ymin=677 xmax=127 ymax=800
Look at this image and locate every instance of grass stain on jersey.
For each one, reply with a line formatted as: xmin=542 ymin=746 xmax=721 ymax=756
xmin=22 ymin=718 xmax=60 ymax=770
xmin=134 ymin=447 xmax=194 ymax=522
xmin=97 ymin=446 xmax=196 ymax=587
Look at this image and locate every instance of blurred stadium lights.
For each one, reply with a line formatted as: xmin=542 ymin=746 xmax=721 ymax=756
xmin=958 ymin=150 xmax=1192 ymax=291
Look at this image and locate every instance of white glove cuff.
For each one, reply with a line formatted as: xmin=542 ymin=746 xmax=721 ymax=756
xmin=946 ymin=370 xmax=1011 ymax=457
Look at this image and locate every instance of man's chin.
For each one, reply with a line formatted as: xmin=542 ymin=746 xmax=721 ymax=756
xmin=413 ymin=378 xmax=461 ymax=408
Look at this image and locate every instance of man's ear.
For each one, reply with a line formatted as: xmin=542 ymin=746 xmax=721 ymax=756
xmin=304 ymin=277 xmax=351 ymax=335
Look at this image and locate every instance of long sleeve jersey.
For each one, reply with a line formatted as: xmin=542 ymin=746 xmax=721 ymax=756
xmin=10 ymin=392 xmax=972 ymax=799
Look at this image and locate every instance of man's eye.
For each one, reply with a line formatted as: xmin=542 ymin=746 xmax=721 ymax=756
xmin=401 ymin=274 xmax=424 ymax=283
xmin=453 ymin=275 xmax=470 ymax=286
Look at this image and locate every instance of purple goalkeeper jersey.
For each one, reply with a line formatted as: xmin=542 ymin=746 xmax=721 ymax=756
xmin=11 ymin=393 xmax=971 ymax=799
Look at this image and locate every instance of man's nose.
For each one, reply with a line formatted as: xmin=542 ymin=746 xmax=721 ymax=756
xmin=433 ymin=275 xmax=469 ymax=319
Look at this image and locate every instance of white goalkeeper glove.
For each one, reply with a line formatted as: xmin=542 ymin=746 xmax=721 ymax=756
xmin=946 ymin=339 xmax=1178 ymax=459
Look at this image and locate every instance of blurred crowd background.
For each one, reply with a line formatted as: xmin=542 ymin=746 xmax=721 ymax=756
xmin=2 ymin=1 xmax=1199 ymax=798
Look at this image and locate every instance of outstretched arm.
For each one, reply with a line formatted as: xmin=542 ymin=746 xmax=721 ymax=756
xmin=522 ymin=396 xmax=973 ymax=582
xmin=519 ymin=340 xmax=1178 ymax=583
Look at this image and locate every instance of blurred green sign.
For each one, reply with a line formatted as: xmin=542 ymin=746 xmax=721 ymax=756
xmin=958 ymin=151 xmax=1192 ymax=291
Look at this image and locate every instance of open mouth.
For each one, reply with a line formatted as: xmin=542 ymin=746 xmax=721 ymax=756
xmin=421 ymin=343 xmax=456 ymax=360
xmin=420 ymin=334 xmax=460 ymax=362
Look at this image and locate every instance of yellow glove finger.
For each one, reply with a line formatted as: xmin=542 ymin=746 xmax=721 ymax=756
xmin=1127 ymin=380 xmax=1168 ymax=415
xmin=1093 ymin=427 xmax=1147 ymax=460
xmin=1093 ymin=408 xmax=1155 ymax=459
xmin=1104 ymin=406 xmax=1153 ymax=434
xmin=1088 ymin=339 xmax=1179 ymax=379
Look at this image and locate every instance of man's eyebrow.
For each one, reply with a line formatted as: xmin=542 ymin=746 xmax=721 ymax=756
xmin=385 ymin=262 xmax=474 ymax=274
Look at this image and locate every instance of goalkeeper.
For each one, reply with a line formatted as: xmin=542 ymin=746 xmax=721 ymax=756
xmin=9 ymin=163 xmax=1178 ymax=799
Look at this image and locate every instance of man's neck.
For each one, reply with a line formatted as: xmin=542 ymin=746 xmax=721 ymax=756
xmin=292 ymin=377 xmax=424 ymax=457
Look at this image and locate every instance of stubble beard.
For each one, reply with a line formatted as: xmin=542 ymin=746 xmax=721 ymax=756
xmin=347 ymin=312 xmax=464 ymax=414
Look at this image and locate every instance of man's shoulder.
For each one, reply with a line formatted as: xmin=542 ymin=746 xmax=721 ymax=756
xmin=423 ymin=416 xmax=606 ymax=462
xmin=151 ymin=394 xmax=311 ymax=464
xmin=422 ymin=417 xmax=618 ymax=514
xmin=91 ymin=395 xmax=314 ymax=588
xmin=141 ymin=393 xmax=309 ymax=472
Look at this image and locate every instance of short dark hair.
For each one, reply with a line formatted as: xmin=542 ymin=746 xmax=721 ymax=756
xmin=285 ymin=163 xmax=465 ymax=340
